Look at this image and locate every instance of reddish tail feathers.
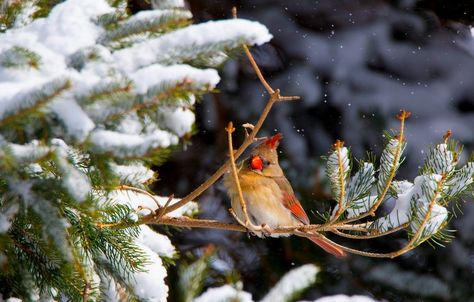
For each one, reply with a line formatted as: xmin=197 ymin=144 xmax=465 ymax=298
xmin=308 ymin=236 xmax=347 ymax=258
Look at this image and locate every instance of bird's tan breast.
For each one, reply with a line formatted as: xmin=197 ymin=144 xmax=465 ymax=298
xmin=223 ymin=171 xmax=295 ymax=228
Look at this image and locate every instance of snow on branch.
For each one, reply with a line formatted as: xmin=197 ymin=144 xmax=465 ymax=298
xmin=113 ymin=18 xmax=272 ymax=72
xmin=194 ymin=285 xmax=253 ymax=302
xmin=260 ymin=264 xmax=319 ymax=302
xmin=89 ymin=129 xmax=177 ymax=158
xmin=99 ymin=9 xmax=193 ymax=44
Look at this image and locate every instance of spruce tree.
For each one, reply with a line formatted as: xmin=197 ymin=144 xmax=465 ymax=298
xmin=0 ymin=0 xmax=271 ymax=300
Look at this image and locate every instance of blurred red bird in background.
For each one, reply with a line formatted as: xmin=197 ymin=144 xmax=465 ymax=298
xmin=224 ymin=133 xmax=346 ymax=257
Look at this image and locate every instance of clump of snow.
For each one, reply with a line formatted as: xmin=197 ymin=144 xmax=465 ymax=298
xmin=260 ymin=264 xmax=319 ymax=302
xmin=411 ymin=201 xmax=448 ymax=236
xmin=136 ymin=225 xmax=175 ymax=258
xmin=55 ymin=156 xmax=91 ymax=202
xmin=130 ymin=243 xmax=169 ymax=302
xmin=116 ymin=113 xmax=144 ymax=135
xmin=158 ymin=106 xmax=195 ymax=137
xmin=89 ymin=129 xmax=178 ymax=157
xmin=372 ymin=180 xmax=415 ymax=232
xmin=49 ymin=97 xmax=95 ymax=143
xmin=0 ymin=204 xmax=19 ymax=233
xmin=111 ymin=162 xmax=155 ymax=185
xmin=130 ymin=64 xmax=220 ymax=94
xmin=314 ymin=295 xmax=379 ymax=302
xmin=194 ymin=284 xmax=253 ymax=302
xmin=345 ymin=195 xmax=377 ymax=218
xmin=8 ymin=140 xmax=50 ymax=164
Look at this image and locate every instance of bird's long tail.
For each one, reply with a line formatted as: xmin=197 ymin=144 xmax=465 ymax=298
xmin=307 ymin=235 xmax=347 ymax=258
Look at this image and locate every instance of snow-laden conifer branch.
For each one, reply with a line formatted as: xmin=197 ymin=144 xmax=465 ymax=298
xmin=260 ymin=264 xmax=319 ymax=302
xmin=327 ymin=140 xmax=350 ymax=220
xmin=99 ymin=9 xmax=193 ymax=44
xmin=0 ymin=78 xmax=71 ymax=127
xmin=113 ymin=18 xmax=272 ymax=72
xmin=0 ymin=1 xmax=275 ymax=300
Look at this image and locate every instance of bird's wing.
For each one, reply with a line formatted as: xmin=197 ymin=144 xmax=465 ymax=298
xmin=273 ymin=176 xmax=310 ymax=225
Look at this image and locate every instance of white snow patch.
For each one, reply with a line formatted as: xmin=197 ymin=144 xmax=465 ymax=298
xmin=130 ymin=243 xmax=168 ymax=302
xmin=89 ymin=129 xmax=178 ymax=157
xmin=136 ymin=225 xmax=175 ymax=258
xmin=0 ymin=204 xmax=19 ymax=233
xmin=373 ymin=180 xmax=415 ymax=232
xmin=130 ymin=64 xmax=220 ymax=94
xmin=111 ymin=162 xmax=155 ymax=184
xmin=8 ymin=140 xmax=50 ymax=163
xmin=54 ymin=153 xmax=91 ymax=202
xmin=194 ymin=284 xmax=253 ymax=302
xmin=411 ymin=202 xmax=448 ymax=236
xmin=49 ymin=97 xmax=95 ymax=142
xmin=314 ymin=295 xmax=379 ymax=302
xmin=158 ymin=106 xmax=195 ymax=137
xmin=260 ymin=264 xmax=319 ymax=302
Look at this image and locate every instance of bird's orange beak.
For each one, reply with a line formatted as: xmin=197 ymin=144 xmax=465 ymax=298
xmin=265 ymin=133 xmax=283 ymax=149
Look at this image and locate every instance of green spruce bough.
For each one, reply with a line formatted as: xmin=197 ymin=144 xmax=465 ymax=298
xmin=0 ymin=0 xmax=271 ymax=300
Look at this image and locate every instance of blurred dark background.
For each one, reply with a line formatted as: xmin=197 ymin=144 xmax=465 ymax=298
xmin=146 ymin=0 xmax=473 ymax=301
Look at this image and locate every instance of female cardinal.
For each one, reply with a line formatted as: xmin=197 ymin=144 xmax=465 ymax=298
xmin=223 ymin=133 xmax=346 ymax=257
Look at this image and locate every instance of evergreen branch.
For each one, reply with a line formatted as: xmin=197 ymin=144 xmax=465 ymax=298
xmin=328 ymin=140 xmax=349 ymax=222
xmin=345 ymin=161 xmax=375 ymax=204
xmin=226 ymin=121 xmax=253 ymax=229
xmin=0 ymin=46 xmax=41 ymax=69
xmin=99 ymin=9 xmax=192 ymax=43
xmin=0 ymin=79 xmax=71 ymax=128
xmin=343 ymin=110 xmax=409 ymax=223
xmin=106 ymin=78 xmax=198 ymax=123
xmin=323 ymin=173 xmax=449 ymax=258
xmin=331 ymin=223 xmax=409 ymax=239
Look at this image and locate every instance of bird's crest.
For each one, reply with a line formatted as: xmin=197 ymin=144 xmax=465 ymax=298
xmin=265 ymin=133 xmax=283 ymax=149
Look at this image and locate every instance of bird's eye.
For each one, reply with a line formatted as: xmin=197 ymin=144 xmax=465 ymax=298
xmin=263 ymin=160 xmax=271 ymax=167
xmin=250 ymin=155 xmax=264 ymax=171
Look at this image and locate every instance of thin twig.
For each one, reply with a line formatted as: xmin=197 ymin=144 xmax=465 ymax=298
xmin=82 ymin=281 xmax=91 ymax=302
xmin=331 ymin=223 xmax=409 ymax=239
xmin=116 ymin=185 xmax=162 ymax=209
xmin=156 ymin=194 xmax=174 ymax=219
xmin=225 ymin=122 xmax=250 ymax=226
xmin=330 ymin=140 xmax=347 ymax=222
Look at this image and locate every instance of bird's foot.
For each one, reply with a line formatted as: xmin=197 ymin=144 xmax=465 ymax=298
xmin=243 ymin=222 xmax=272 ymax=237
xmin=260 ymin=223 xmax=272 ymax=237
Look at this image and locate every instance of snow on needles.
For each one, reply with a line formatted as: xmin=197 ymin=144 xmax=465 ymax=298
xmin=260 ymin=264 xmax=319 ymax=302
xmin=114 ymin=19 xmax=272 ymax=72
xmin=194 ymin=285 xmax=253 ymax=302
xmin=314 ymin=295 xmax=380 ymax=302
xmin=131 ymin=243 xmax=169 ymax=302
